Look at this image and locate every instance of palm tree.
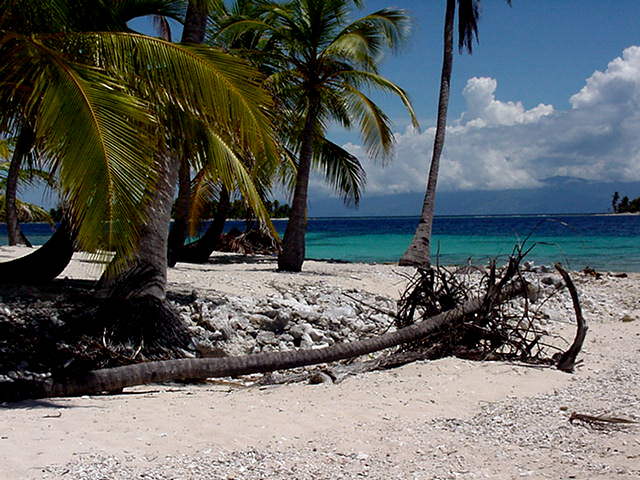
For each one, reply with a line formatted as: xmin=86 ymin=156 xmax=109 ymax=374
xmin=172 ymin=0 xmax=367 ymax=265
xmin=1 ymin=0 xmax=276 ymax=349
xmin=223 ymin=0 xmax=419 ymax=272
xmin=1 ymin=149 xmax=55 ymax=242
xmin=166 ymin=0 xmax=218 ymax=266
xmin=1 ymin=1 xmax=186 ymax=247
xmin=400 ymin=0 xmax=512 ymax=267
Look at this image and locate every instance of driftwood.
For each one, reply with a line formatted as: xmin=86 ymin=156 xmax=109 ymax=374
xmin=1 ymin=277 xmax=528 ymax=401
xmin=256 ymin=350 xmax=431 ymax=387
xmin=259 ymin=263 xmax=590 ymax=388
xmin=555 ymin=263 xmax=588 ymax=372
xmin=393 ymin=258 xmax=555 ymax=364
xmin=569 ymin=412 xmax=637 ymax=427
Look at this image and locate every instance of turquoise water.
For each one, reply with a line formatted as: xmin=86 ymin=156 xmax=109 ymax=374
xmin=276 ymin=214 xmax=640 ymax=271
xmin=305 ymin=231 xmax=639 ymax=272
xmin=4 ymin=214 xmax=640 ymax=272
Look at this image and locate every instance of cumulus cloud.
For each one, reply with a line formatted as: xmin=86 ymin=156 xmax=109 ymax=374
xmin=312 ymin=45 xmax=640 ymax=197
xmin=460 ymin=77 xmax=553 ymax=127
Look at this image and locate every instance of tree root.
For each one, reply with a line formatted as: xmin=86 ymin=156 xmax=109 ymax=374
xmin=555 ymin=263 xmax=588 ymax=372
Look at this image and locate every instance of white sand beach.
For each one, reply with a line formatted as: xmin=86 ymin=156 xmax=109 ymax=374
xmin=1 ymin=247 xmax=639 ymax=479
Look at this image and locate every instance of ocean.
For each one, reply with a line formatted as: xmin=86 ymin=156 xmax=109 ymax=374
xmin=3 ymin=214 xmax=640 ymax=272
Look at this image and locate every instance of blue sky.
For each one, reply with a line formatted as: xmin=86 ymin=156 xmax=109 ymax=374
xmin=361 ymin=0 xmax=640 ymax=125
xmin=310 ymin=0 xmax=640 ymax=213
xmin=24 ymin=1 xmax=640 ymax=214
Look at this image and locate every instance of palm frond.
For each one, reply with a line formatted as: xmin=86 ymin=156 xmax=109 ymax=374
xmin=332 ymin=69 xmax=419 ymax=129
xmin=458 ymin=0 xmax=480 ymax=53
xmin=343 ymin=85 xmax=394 ymax=161
xmin=194 ymin=128 xmax=276 ymax=236
xmin=0 ymin=162 xmax=55 ymax=191
xmin=324 ymin=7 xmax=411 ymax=64
xmin=0 ymin=140 xmax=11 ymax=160
xmin=313 ymin=138 xmax=365 ymax=206
xmin=188 ymin=169 xmax=219 ymax=235
xmin=2 ymin=34 xmax=158 ymax=255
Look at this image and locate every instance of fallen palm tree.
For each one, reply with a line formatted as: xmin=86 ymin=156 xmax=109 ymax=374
xmin=2 ymin=254 xmax=589 ymax=401
xmin=2 ymin=262 xmax=530 ymax=401
xmin=260 ymin=256 xmax=587 ymax=386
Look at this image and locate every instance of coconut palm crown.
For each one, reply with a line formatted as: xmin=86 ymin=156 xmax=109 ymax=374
xmin=0 ymin=0 xmax=275 ymax=266
xmin=220 ymin=0 xmax=419 ymax=272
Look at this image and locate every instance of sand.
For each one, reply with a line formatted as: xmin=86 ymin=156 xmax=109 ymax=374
xmin=0 ymin=246 xmax=639 ymax=479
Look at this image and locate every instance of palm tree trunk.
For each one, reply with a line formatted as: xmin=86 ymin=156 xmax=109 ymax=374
xmin=399 ymin=0 xmax=456 ymax=268
xmin=6 ymin=125 xmax=35 ymax=246
xmin=105 ymin=153 xmax=178 ymax=300
xmin=167 ymin=1 xmax=208 ymax=266
xmin=181 ymin=1 xmax=208 ymax=44
xmin=95 ymin=2 xmax=210 ymax=352
xmin=167 ymin=159 xmax=192 ymax=267
xmin=98 ymin=152 xmax=192 ymax=353
xmin=277 ymin=98 xmax=320 ymax=272
xmin=175 ymin=184 xmax=230 ymax=263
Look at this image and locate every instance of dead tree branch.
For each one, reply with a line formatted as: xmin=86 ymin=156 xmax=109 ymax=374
xmin=555 ymin=263 xmax=588 ymax=372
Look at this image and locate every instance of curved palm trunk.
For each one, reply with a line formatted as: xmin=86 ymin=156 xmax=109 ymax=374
xmin=111 ymin=144 xmax=187 ymax=297
xmin=0 ymin=220 xmax=74 ymax=284
xmin=167 ymin=159 xmax=192 ymax=266
xmin=103 ymin=153 xmax=179 ymax=300
xmin=175 ymin=184 xmax=230 ymax=263
xmin=11 ymin=279 xmax=527 ymax=400
xmin=6 ymin=125 xmax=35 ymax=246
xmin=167 ymin=1 xmax=208 ymax=266
xmin=399 ymin=0 xmax=456 ymax=268
xmin=277 ymin=99 xmax=320 ymax=272
xmin=98 ymin=152 xmax=192 ymax=353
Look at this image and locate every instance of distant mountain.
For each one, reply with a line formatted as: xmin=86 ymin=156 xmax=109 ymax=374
xmin=308 ymin=180 xmax=640 ymax=217
xmin=540 ymin=176 xmax=592 ymax=186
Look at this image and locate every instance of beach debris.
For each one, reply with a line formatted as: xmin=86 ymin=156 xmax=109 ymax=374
xmin=0 ymin=268 xmax=530 ymax=400
xmin=392 ymin=257 xmax=551 ymax=366
xmin=569 ymin=412 xmax=638 ymax=427
xmin=554 ymin=264 xmax=588 ymax=373
xmin=620 ymin=314 xmax=636 ymax=323
xmin=582 ymin=266 xmax=602 ymax=279
xmin=0 ymin=250 xmax=597 ymax=399
xmin=385 ymin=255 xmax=588 ymax=375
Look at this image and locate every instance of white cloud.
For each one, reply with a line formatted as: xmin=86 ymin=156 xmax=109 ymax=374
xmin=570 ymin=46 xmax=640 ymax=109
xmin=312 ymin=45 xmax=640 ymax=198
xmin=460 ymin=76 xmax=553 ymax=127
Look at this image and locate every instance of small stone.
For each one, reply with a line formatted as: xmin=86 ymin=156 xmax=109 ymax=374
xmin=300 ymin=333 xmax=314 ymax=348
xmin=256 ymin=331 xmax=277 ymax=346
xmin=308 ymin=372 xmax=334 ymax=384
xmin=620 ymin=315 xmax=636 ymax=323
xmin=307 ymin=327 xmax=325 ymax=342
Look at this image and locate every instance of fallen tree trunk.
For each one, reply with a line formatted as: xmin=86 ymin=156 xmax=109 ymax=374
xmin=4 ymin=278 xmax=528 ymax=401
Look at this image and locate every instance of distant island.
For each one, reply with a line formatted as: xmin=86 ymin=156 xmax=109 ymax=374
xmin=612 ymin=192 xmax=640 ymax=213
